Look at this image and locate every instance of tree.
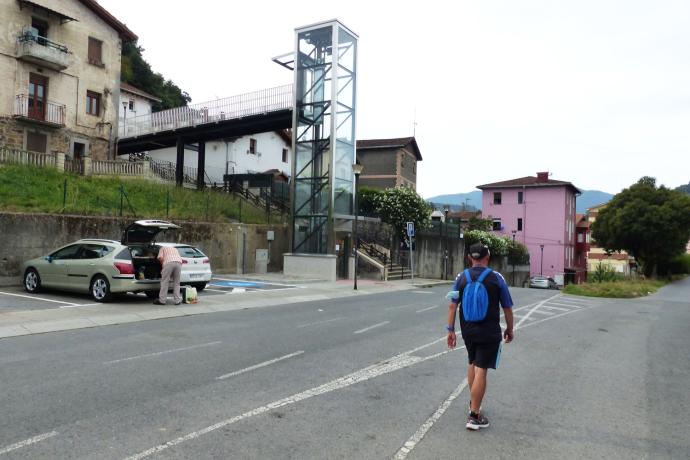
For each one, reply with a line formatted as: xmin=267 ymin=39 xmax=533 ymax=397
xmin=591 ymin=177 xmax=690 ymax=276
xmin=373 ymin=187 xmax=432 ymax=242
xmin=357 ymin=186 xmax=382 ymax=217
xmin=121 ymin=42 xmax=191 ymax=111
xmin=467 ymin=215 xmax=493 ymax=231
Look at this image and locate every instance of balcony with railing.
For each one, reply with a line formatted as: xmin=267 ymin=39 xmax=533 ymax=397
xmin=16 ymin=31 xmax=71 ymax=70
xmin=14 ymin=95 xmax=65 ymax=127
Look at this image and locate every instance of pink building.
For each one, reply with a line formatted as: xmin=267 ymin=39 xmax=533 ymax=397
xmin=478 ymin=172 xmax=581 ymax=284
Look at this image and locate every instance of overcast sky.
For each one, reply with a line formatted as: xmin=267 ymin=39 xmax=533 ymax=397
xmin=100 ymin=0 xmax=689 ymax=198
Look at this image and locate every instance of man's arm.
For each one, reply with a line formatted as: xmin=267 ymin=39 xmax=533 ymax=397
xmin=447 ymin=302 xmax=457 ymax=348
xmin=502 ymin=307 xmax=514 ymax=343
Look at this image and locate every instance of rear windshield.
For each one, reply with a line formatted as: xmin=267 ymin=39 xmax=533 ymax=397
xmin=115 ymin=248 xmax=132 ymax=261
xmin=176 ymin=246 xmax=205 ymax=258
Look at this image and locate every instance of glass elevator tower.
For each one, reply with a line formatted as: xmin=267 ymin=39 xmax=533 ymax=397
xmin=291 ymin=20 xmax=358 ymax=255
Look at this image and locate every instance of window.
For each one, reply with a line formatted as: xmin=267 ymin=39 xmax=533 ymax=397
xmin=249 ymin=138 xmax=257 ymax=154
xmin=79 ymin=244 xmax=113 ymax=259
xmin=518 ymin=191 xmax=523 ymax=204
xmin=517 ymin=218 xmax=523 ymax=231
xmin=492 ymin=219 xmax=502 ymax=231
xmin=88 ymin=37 xmax=103 ymax=65
xmin=28 ymin=73 xmax=47 ymax=121
xmin=577 ymin=233 xmax=584 ymax=243
xmin=493 ymin=192 xmax=502 ymax=205
xmin=26 ymin=130 xmax=48 ymax=153
xmin=86 ymin=91 xmax=100 ymax=116
xmin=282 ymin=148 xmax=288 ymax=163
xmin=50 ymin=244 xmax=81 ymax=260
xmin=31 ymin=17 xmax=48 ymax=42
xmin=176 ymin=246 xmax=206 ymax=258
xmin=128 ymin=100 xmax=134 ymax=111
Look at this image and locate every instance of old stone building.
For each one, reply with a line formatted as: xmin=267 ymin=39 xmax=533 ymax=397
xmin=0 ymin=0 xmax=136 ymax=160
xmin=355 ymin=136 xmax=422 ymax=190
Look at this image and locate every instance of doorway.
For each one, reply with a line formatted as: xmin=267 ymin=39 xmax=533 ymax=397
xmin=28 ymin=74 xmax=47 ymax=121
xmin=336 ymin=233 xmax=351 ymax=279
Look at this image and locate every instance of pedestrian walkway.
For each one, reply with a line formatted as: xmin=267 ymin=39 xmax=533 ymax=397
xmin=0 ymin=273 xmax=451 ymax=340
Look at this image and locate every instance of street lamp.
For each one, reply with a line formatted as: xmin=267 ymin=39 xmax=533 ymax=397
xmin=540 ymin=244 xmax=545 ymax=276
xmin=511 ymin=230 xmax=517 ymax=285
xmin=443 ymin=205 xmax=450 ymax=280
xmin=121 ymin=101 xmax=128 ymax=136
xmin=352 ymin=163 xmax=364 ymax=290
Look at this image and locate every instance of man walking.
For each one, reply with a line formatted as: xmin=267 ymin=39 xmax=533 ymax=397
xmin=446 ymin=242 xmax=514 ymax=430
xmin=155 ymin=245 xmax=183 ymax=305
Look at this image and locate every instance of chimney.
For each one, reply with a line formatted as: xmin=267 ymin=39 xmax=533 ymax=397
xmin=536 ymin=171 xmax=549 ymax=183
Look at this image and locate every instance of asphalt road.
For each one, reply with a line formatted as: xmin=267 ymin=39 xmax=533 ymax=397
xmin=0 ymin=279 xmax=688 ymax=459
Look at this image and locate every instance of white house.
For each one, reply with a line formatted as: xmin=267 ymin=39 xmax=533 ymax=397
xmin=118 ymin=82 xmax=160 ymax=122
xmin=146 ymin=130 xmax=292 ymax=185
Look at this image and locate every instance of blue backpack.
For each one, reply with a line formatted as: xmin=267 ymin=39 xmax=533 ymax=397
xmin=461 ymin=268 xmax=492 ymax=322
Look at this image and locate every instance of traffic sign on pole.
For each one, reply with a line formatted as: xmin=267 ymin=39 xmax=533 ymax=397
xmin=406 ymin=221 xmax=415 ymax=238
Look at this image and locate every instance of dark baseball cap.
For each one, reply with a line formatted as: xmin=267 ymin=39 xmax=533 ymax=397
xmin=469 ymin=243 xmax=490 ymax=260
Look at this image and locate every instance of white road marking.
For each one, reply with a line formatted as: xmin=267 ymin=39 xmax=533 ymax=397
xmin=412 ymin=290 xmax=435 ymax=294
xmin=59 ymin=303 xmax=101 ymax=309
xmin=354 ymin=321 xmax=390 ymax=334
xmin=0 ymin=290 xmax=82 ymax=306
xmin=203 ymin=288 xmax=227 ymax=293
xmin=548 ymin=301 xmax=583 ymax=308
xmin=297 ymin=317 xmax=345 ymax=328
xmin=104 ymin=341 xmax=222 ymax=364
xmin=541 ymin=305 xmax=570 ymax=312
xmin=385 ymin=304 xmax=417 ymax=311
xmin=393 ymin=379 xmax=468 ymax=459
xmin=125 ymin=353 xmax=425 ymax=460
xmin=530 ymin=309 xmax=555 ymax=316
xmin=217 ymin=351 xmax=305 ymax=380
xmin=415 ymin=305 xmax=438 ymax=313
xmin=0 ymin=431 xmax=58 ymax=455
xmin=515 ymin=294 xmax=561 ymax=328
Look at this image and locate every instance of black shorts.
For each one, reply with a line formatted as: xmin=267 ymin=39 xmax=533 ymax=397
xmin=464 ymin=340 xmax=502 ymax=369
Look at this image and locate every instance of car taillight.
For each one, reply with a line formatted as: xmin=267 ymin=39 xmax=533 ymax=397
xmin=202 ymin=258 xmax=209 ymax=264
xmin=182 ymin=260 xmax=188 ymax=264
xmin=114 ymin=262 xmax=135 ymax=275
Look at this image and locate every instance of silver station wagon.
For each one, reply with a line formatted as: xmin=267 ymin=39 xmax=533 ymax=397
xmin=22 ymin=220 xmax=180 ymax=302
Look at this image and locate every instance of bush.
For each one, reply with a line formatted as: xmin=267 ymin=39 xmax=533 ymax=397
xmin=659 ymin=253 xmax=690 ymax=276
xmin=589 ymin=262 xmax=619 ymax=283
xmin=563 ymin=279 xmax=666 ymax=298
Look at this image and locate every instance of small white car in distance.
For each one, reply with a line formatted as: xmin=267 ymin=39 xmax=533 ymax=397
xmin=156 ymin=243 xmax=212 ymax=291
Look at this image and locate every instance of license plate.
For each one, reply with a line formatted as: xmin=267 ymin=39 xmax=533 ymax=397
xmin=189 ymin=274 xmax=202 ymax=278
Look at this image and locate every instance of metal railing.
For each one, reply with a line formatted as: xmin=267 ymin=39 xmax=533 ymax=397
xmin=17 ymin=32 xmax=69 ymax=53
xmin=119 ymin=84 xmax=293 ymax=138
xmin=0 ymin=147 xmax=56 ymax=168
xmin=14 ymin=95 xmax=66 ymax=126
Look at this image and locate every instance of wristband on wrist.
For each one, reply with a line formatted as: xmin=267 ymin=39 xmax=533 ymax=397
xmin=446 ymin=325 xmax=455 ymax=332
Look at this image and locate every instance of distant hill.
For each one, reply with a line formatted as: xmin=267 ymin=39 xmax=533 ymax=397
xmin=427 ymin=189 xmax=612 ymax=213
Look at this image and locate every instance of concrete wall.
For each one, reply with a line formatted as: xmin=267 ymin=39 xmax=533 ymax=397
xmin=0 ymin=212 xmax=288 ymax=285
xmin=0 ymin=0 xmax=122 ymax=159
xmin=283 ymin=254 xmax=337 ymax=282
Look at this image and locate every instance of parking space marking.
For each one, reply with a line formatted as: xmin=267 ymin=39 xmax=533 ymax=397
xmin=59 ymin=303 xmax=100 ymax=309
xmin=0 ymin=430 xmax=58 ymax=455
xmin=217 ymin=351 xmax=305 ymax=380
xmin=211 ymin=277 xmax=298 ymax=288
xmin=541 ymin=305 xmax=569 ymax=312
xmin=104 ymin=341 xmax=222 ymax=364
xmin=548 ymin=301 xmax=583 ymax=308
xmin=354 ymin=321 xmax=390 ymax=334
xmin=0 ymin=290 xmax=83 ymax=307
xmin=202 ymin=288 xmax=228 ymax=293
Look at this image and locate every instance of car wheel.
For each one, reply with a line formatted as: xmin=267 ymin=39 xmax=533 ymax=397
xmin=24 ymin=268 xmax=42 ymax=293
xmin=144 ymin=290 xmax=158 ymax=299
xmin=193 ymin=283 xmax=206 ymax=292
xmin=90 ymin=275 xmax=112 ymax=302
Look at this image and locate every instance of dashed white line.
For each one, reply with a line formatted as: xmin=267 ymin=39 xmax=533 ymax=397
xmin=0 ymin=290 xmax=82 ymax=306
xmin=354 ymin=321 xmax=390 ymax=334
xmin=104 ymin=341 xmax=222 ymax=364
xmin=0 ymin=431 xmax=58 ymax=455
xmin=217 ymin=351 xmax=305 ymax=380
xmin=415 ymin=305 xmax=439 ymax=313
xmin=393 ymin=379 xmax=468 ymax=459
xmin=297 ymin=317 xmax=345 ymax=328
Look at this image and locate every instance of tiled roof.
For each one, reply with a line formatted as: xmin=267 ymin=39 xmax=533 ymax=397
xmin=120 ymin=82 xmax=162 ymax=102
xmin=357 ymin=136 xmax=422 ymax=160
xmin=477 ymin=175 xmax=580 ymax=194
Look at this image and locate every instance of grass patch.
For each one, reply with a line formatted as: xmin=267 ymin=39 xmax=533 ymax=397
xmin=0 ymin=164 xmax=281 ymax=224
xmin=563 ymin=279 xmax=668 ymax=298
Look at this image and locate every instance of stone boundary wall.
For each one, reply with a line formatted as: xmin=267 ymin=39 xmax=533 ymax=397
xmin=0 ymin=212 xmax=288 ymax=285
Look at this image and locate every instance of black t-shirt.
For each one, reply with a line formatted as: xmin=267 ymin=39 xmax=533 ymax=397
xmin=451 ymin=266 xmax=514 ymax=343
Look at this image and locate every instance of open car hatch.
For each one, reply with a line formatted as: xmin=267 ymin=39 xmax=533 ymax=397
xmin=122 ymin=220 xmax=181 ymax=245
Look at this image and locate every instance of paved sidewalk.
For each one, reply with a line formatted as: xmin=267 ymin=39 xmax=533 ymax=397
xmin=0 ymin=275 xmax=451 ymax=340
